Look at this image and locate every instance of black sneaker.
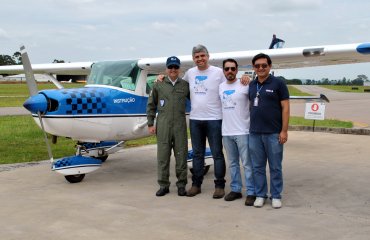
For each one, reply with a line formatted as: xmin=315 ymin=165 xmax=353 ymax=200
xmin=224 ymin=191 xmax=242 ymax=201
xmin=178 ymin=187 xmax=186 ymax=196
xmin=156 ymin=187 xmax=169 ymax=197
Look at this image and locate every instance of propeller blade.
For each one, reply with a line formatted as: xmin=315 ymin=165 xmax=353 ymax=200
xmin=20 ymin=45 xmax=38 ymax=96
xmin=37 ymin=112 xmax=54 ymax=162
xmin=21 ymin=46 xmax=53 ymax=162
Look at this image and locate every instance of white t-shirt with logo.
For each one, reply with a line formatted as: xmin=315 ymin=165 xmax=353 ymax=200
xmin=219 ymin=79 xmax=250 ymax=136
xmin=184 ymin=65 xmax=226 ymax=120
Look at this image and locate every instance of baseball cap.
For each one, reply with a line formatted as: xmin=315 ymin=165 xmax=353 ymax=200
xmin=166 ymin=56 xmax=181 ymax=67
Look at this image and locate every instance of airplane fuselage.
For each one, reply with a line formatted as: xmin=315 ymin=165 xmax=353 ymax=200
xmin=30 ymin=85 xmax=151 ymax=142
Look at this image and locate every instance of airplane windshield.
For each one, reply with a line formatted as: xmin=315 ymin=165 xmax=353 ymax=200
xmin=87 ymin=60 xmax=140 ymax=91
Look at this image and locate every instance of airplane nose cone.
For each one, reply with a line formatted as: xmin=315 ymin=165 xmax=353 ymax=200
xmin=23 ymin=94 xmax=48 ymax=114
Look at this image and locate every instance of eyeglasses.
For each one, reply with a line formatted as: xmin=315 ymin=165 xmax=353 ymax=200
xmin=253 ymin=64 xmax=269 ymax=69
xmin=224 ymin=67 xmax=236 ymax=72
xmin=167 ymin=65 xmax=179 ymax=69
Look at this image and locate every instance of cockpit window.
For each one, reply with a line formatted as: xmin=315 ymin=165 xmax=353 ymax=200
xmin=146 ymin=74 xmax=158 ymax=94
xmin=87 ymin=60 xmax=140 ymax=91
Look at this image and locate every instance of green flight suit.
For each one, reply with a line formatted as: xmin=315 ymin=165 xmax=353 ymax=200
xmin=146 ymin=77 xmax=190 ymax=188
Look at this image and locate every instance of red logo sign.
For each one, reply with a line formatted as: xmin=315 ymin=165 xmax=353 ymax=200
xmin=311 ymin=103 xmax=319 ymax=111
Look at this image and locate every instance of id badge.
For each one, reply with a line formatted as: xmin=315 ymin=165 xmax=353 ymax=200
xmin=253 ymin=97 xmax=259 ymax=107
xmin=160 ymin=99 xmax=165 ymax=107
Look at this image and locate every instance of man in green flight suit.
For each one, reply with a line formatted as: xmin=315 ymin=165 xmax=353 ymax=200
xmin=146 ymin=56 xmax=190 ymax=197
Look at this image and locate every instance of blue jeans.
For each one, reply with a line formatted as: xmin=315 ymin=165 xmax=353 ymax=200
xmin=190 ymin=119 xmax=226 ymax=188
xmin=223 ymin=134 xmax=255 ymax=196
xmin=249 ymin=133 xmax=283 ymax=199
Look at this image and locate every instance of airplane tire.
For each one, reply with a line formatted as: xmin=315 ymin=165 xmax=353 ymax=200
xmin=96 ymin=155 xmax=108 ymax=162
xmin=189 ymin=165 xmax=210 ymax=176
xmin=65 ymin=174 xmax=85 ymax=183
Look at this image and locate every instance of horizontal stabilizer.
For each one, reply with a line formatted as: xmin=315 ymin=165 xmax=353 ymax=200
xmin=187 ymin=147 xmax=212 ymax=161
xmin=289 ymin=94 xmax=330 ymax=103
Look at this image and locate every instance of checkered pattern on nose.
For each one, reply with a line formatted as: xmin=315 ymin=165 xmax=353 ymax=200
xmin=53 ymin=158 xmax=72 ymax=168
xmin=62 ymin=89 xmax=108 ymax=115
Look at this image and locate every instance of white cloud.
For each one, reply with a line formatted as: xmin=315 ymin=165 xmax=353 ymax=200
xmin=266 ymin=0 xmax=323 ymax=11
xmin=82 ymin=25 xmax=98 ymax=31
xmin=151 ymin=22 xmax=179 ymax=35
xmin=0 ymin=28 xmax=10 ymax=39
xmin=1 ymin=0 xmax=370 ymax=79
xmin=200 ymin=19 xmax=223 ymax=32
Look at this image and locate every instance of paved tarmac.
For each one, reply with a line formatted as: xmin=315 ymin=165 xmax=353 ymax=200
xmin=1 ymin=85 xmax=370 ymax=239
xmin=1 ymin=131 xmax=370 ymax=240
xmin=0 ymin=106 xmax=29 ymax=116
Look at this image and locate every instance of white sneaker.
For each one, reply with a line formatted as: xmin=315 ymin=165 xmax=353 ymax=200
xmin=272 ymin=198 xmax=282 ymax=209
xmin=253 ymin=197 xmax=265 ymax=208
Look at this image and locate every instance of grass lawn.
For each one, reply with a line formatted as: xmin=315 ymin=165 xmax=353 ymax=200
xmin=290 ymin=116 xmax=353 ymax=128
xmin=0 ymin=115 xmax=157 ymax=164
xmin=0 ymin=115 xmax=76 ymax=164
xmin=0 ymin=83 xmax=85 ymax=107
xmin=0 ymin=115 xmax=353 ymax=164
xmin=288 ymin=85 xmax=313 ymax=96
xmin=320 ymin=85 xmax=370 ymax=93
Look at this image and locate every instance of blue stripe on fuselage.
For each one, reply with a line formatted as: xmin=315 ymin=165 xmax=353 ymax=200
xmin=40 ymin=86 xmax=148 ymax=116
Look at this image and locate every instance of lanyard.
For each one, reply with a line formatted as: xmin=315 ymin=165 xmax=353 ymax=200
xmin=256 ymin=83 xmax=263 ymax=97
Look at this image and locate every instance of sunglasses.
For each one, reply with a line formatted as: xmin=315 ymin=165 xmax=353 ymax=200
xmin=167 ymin=65 xmax=180 ymax=69
xmin=253 ymin=64 xmax=269 ymax=69
xmin=224 ymin=67 xmax=236 ymax=72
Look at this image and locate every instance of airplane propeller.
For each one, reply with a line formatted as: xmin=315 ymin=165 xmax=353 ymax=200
xmin=20 ymin=45 xmax=102 ymax=183
xmin=20 ymin=45 xmax=54 ymax=162
xmin=37 ymin=112 xmax=54 ymax=162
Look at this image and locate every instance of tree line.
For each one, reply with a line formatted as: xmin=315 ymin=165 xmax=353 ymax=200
xmin=0 ymin=52 xmax=65 ymax=65
xmin=279 ymin=75 xmax=369 ymax=86
xmin=0 ymin=52 xmax=22 ymax=65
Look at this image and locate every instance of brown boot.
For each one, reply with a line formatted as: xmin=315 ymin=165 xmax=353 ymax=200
xmin=245 ymin=195 xmax=256 ymax=206
xmin=213 ymin=188 xmax=225 ymax=199
xmin=186 ymin=186 xmax=201 ymax=197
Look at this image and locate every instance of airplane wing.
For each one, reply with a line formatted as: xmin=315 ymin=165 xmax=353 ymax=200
xmin=138 ymin=42 xmax=370 ymax=73
xmin=0 ymin=61 xmax=93 ymax=75
xmin=0 ymin=42 xmax=369 ymax=75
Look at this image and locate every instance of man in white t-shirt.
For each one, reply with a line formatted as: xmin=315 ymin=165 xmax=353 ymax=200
xmin=185 ymin=45 xmax=227 ymax=199
xmin=219 ymin=58 xmax=256 ymax=206
xmin=155 ymin=45 xmax=250 ymax=199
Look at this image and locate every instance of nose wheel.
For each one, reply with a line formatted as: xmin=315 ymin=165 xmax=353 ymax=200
xmin=65 ymin=174 xmax=86 ymax=183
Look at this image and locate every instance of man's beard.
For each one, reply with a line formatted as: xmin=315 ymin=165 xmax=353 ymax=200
xmin=227 ymin=75 xmax=235 ymax=81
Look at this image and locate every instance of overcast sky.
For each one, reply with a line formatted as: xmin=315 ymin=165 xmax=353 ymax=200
xmin=1 ymin=0 xmax=369 ymax=80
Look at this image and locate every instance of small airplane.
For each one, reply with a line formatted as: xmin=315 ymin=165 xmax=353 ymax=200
xmin=0 ymin=36 xmax=369 ymax=183
xmin=60 ymin=79 xmax=73 ymax=83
